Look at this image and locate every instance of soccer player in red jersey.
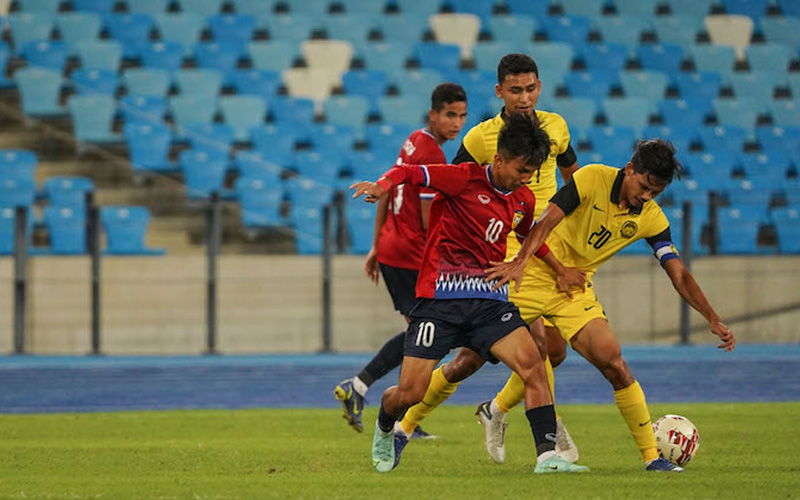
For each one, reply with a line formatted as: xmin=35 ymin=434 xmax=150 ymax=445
xmin=351 ymin=113 xmax=589 ymax=474
xmin=334 ymin=84 xmax=468 ymax=435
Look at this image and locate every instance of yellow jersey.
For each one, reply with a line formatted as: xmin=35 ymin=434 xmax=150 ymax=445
xmin=527 ymin=164 xmax=671 ymax=282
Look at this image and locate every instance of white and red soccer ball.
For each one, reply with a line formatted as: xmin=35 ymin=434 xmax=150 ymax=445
xmin=653 ymin=414 xmax=700 ymax=466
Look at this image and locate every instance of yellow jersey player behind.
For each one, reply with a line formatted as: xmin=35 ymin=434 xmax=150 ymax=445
xmin=397 ymin=52 xmax=582 ymax=461
xmin=480 ymin=138 xmax=736 ymax=472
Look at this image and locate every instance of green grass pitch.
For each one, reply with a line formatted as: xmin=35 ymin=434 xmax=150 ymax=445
xmin=1 ymin=402 xmax=797 ymax=499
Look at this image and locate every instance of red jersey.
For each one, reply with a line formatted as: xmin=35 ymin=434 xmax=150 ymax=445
xmin=376 ymin=129 xmax=446 ymax=270
xmin=377 ymin=162 xmax=550 ymax=302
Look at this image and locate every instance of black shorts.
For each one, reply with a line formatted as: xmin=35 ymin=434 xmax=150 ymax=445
xmin=404 ymin=298 xmax=528 ymax=364
xmin=380 ymin=263 xmax=419 ymax=316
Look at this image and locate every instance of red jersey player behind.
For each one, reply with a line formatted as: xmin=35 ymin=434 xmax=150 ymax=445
xmin=351 ymin=113 xmax=589 ymax=474
xmin=334 ymin=84 xmax=468 ymax=436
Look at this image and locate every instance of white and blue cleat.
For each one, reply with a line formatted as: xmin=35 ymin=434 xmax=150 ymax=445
xmin=371 ymin=424 xmax=396 ymax=473
xmin=646 ymin=457 xmax=684 ymax=472
xmin=334 ymin=378 xmax=365 ymax=432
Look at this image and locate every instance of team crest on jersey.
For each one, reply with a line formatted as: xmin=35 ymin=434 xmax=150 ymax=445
xmin=478 ymin=194 xmax=491 ymax=204
xmin=512 ymin=210 xmax=525 ymax=229
xmin=620 ymin=221 xmax=638 ymax=239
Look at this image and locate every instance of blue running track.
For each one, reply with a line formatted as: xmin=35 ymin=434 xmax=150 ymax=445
xmin=0 ymin=344 xmax=797 ymax=414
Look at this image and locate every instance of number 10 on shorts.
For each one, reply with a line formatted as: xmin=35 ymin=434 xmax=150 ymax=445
xmin=416 ymin=322 xmax=435 ymax=347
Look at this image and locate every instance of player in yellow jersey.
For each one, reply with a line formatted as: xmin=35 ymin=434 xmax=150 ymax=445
xmin=397 ymin=53 xmax=582 ymax=460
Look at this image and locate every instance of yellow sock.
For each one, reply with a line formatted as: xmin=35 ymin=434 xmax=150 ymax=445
xmin=399 ymin=365 xmax=460 ymax=435
xmin=614 ymin=380 xmax=659 ymax=462
xmin=496 ymin=356 xmax=556 ymax=414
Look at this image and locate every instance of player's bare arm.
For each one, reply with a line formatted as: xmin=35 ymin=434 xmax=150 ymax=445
xmin=364 ymin=195 xmax=390 ymax=285
xmin=558 ymin=161 xmax=579 ymax=183
xmin=485 ymin=202 xmax=567 ymax=291
xmin=662 ymin=258 xmax=736 ymax=351
xmin=538 ymin=251 xmax=586 ymax=299
xmin=351 ymin=178 xmax=390 ymax=203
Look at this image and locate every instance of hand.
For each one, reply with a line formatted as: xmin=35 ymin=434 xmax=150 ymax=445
xmin=711 ymin=320 xmax=735 ymax=352
xmin=484 ymin=257 xmax=527 ymax=292
xmin=350 ymin=181 xmax=386 ymax=203
xmin=555 ymin=267 xmax=586 ymax=299
xmin=364 ymin=247 xmax=380 ymax=285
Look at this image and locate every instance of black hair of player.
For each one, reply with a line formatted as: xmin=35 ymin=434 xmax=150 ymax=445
xmin=497 ymin=112 xmax=551 ymax=169
xmin=431 ymin=82 xmax=467 ymax=111
xmin=630 ymin=139 xmax=684 ymax=184
xmin=497 ymin=53 xmax=539 ymax=85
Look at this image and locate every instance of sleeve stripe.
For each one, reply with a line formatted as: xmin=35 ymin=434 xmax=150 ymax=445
xmin=420 ymin=193 xmax=436 ymax=199
xmin=421 ymin=165 xmax=430 ymax=187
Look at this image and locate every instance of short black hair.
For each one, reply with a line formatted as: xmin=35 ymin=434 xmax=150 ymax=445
xmin=497 ymin=112 xmax=551 ymax=169
xmin=497 ymin=53 xmax=539 ymax=85
xmin=630 ymin=139 xmax=684 ymax=184
xmin=431 ymin=82 xmax=467 ymax=111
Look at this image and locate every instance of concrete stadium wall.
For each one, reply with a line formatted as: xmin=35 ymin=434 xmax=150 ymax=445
xmin=0 ymin=255 xmax=799 ymax=355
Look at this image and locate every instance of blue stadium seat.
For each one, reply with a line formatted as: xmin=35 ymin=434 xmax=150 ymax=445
xmin=594 ymin=15 xmax=651 ymax=48
xmin=234 ymin=150 xmax=283 ymax=183
xmin=756 ymin=126 xmax=800 ymax=155
xmin=68 ymin=94 xmax=119 ymax=142
xmin=247 ymin=41 xmax=299 ymax=72
xmin=541 ymin=15 xmax=592 ymax=47
xmin=342 ymin=69 xmax=388 ymax=114
xmin=236 ymin=176 xmax=284 ymax=228
xmin=101 ymin=206 xmax=162 ymax=255
xmin=122 ymin=68 xmax=171 ymax=98
xmin=0 ymin=149 xmax=37 ymax=184
xmin=365 ymin=122 xmax=414 ymax=159
xmin=346 ymin=197 xmax=376 ymax=254
xmin=745 ymin=44 xmax=796 ymax=73
xmin=0 ymin=43 xmax=11 ymax=89
xmin=613 ymin=0 xmax=661 ymax=16
xmin=727 ymin=71 xmax=776 ymax=103
xmin=263 ymin=13 xmax=316 ymax=43
xmin=141 ymin=41 xmax=185 ymax=72
xmin=174 ymin=68 xmax=223 ymax=99
xmin=683 ymin=150 xmax=741 ymax=183
xmin=664 ymin=0 xmax=715 ymax=17
xmin=576 ymin=42 xmax=628 ymax=72
xmin=8 ymin=13 xmax=55 ymax=51
xmin=652 ymin=15 xmax=702 ymax=46
xmin=717 ymin=207 xmax=762 ymax=254
xmin=76 ymin=39 xmax=123 ymax=71
xmin=640 ymin=126 xmax=697 ymax=154
xmin=154 ymin=14 xmax=205 ymax=53
xmin=446 ymin=0 xmax=496 ymax=21
xmin=185 ymin=123 xmax=235 ymax=155
xmin=690 ymin=45 xmax=737 ymax=76
xmin=269 ymin=96 xmax=316 ymax=127
xmin=378 ymin=95 xmax=429 ymax=127
xmin=558 ymin=0 xmax=606 ymax=17
xmin=71 ymin=0 xmax=114 ymax=16
xmin=71 ymin=68 xmax=118 ymax=96
xmin=169 ymin=95 xmax=218 ymax=133
xmin=21 ymin=40 xmax=67 ymax=71
xmin=471 ymin=41 xmax=516 ymax=73
xmin=175 ymin=0 xmax=225 ymax=17
xmin=106 ymin=13 xmax=153 ymax=59
xmin=180 ymin=149 xmax=229 ymax=199
xmin=323 ymin=95 xmax=370 ymax=127
xmin=293 ymin=151 xmax=346 ymax=183
xmin=392 ymin=68 xmax=443 ymax=97
xmin=208 ymin=14 xmax=256 ymax=52
xmin=312 ymin=123 xmax=359 ymax=153
xmin=125 ymin=0 xmax=171 ymax=15
xmin=0 ymin=205 xmax=32 ymax=254
xmin=231 ymin=70 xmax=281 ymax=100
xmin=193 ymin=42 xmax=244 ymax=85
xmin=44 ymin=206 xmax=86 ymax=254
xmin=565 ymin=70 xmax=617 ymax=105
xmin=772 ymin=206 xmax=800 ymax=253
xmin=373 ymin=15 xmax=427 ymax=44
xmin=56 ymin=12 xmax=102 ymax=56
xmin=44 ymin=176 xmax=94 ymax=210
xmin=672 ymin=71 xmax=722 ymax=101
xmin=713 ymin=98 xmax=766 ymax=133
xmin=250 ymin=124 xmax=297 ymax=160
xmin=769 ymin=100 xmax=800 ymax=128
xmin=789 ymin=73 xmax=800 ymax=101
xmin=392 ymin=0 xmax=444 ymax=17
xmin=0 ymin=178 xmax=37 ymax=208
xmin=347 ymin=150 xmax=384 ymax=179
xmin=698 ymin=125 xmax=747 ymax=154
xmin=119 ymin=95 xmax=167 ymax=125
xmin=287 ymin=0 xmax=332 ymax=15
xmin=620 ymin=70 xmax=669 ymax=100
xmin=659 ymin=98 xmax=712 ymax=129
xmin=776 ymin=0 xmax=800 ymax=16
xmin=723 ymin=178 xmax=776 ymax=210
xmin=585 ymin=125 xmax=636 ymax=158
xmin=740 ymin=150 xmax=792 ymax=184
xmin=338 ymin=0 xmax=388 ymax=15
xmin=288 ymin=176 xmax=336 ymax=208
xmin=359 ymin=42 xmax=413 ymax=74
xmin=602 ymin=97 xmax=655 ymax=134
xmin=527 ymin=42 xmax=575 ymax=83
xmin=487 ymin=15 xmax=536 ymax=44
xmin=290 ymin=204 xmax=325 ymax=254
xmin=219 ymin=94 xmax=268 ymax=142
xmin=16 ymin=0 xmax=61 ymax=13
xmin=581 ymin=150 xmax=631 ymax=168
xmin=759 ymin=17 xmax=800 ymax=46
xmin=722 ymin=0 xmax=770 ymax=19
xmin=636 ymin=43 xmax=684 ymax=74
xmin=124 ymin=121 xmax=173 ymax=173
xmin=413 ymin=42 xmax=462 ymax=74
xmin=14 ymin=66 xmax=63 ymax=116
xmin=321 ymin=13 xmax=377 ymax=45
xmin=552 ymin=97 xmax=598 ymax=131
xmin=231 ymin=0 xmax=279 ymax=22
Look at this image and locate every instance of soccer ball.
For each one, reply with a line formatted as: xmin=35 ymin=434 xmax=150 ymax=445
xmin=652 ymin=414 xmax=700 ymax=466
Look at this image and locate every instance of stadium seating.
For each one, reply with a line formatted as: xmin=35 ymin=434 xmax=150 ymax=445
xmin=551 ymin=97 xmax=597 ymax=131
xmin=698 ymin=126 xmax=748 ymax=154
xmin=723 ymin=0 xmax=770 ymax=20
xmin=769 ymin=100 xmax=800 ymax=128
xmin=378 ymin=95 xmax=429 ymax=127
xmin=602 ymin=97 xmax=655 ymax=134
xmin=68 ymin=94 xmax=119 ymax=143
xmin=487 ymin=15 xmax=536 ymax=44
xmin=585 ymin=126 xmax=637 ymax=159
xmin=321 ymin=13 xmax=375 ymax=45
xmin=44 ymin=206 xmax=87 ymax=254
xmin=219 ymin=95 xmax=268 ymax=142
xmin=124 ymin=121 xmax=174 ymax=173
xmin=428 ymin=13 xmax=480 ymax=60
xmin=759 ymin=17 xmax=800 ymax=46
xmin=71 ymin=0 xmax=115 ymax=16
xmin=727 ymin=72 xmax=776 ymax=103
xmin=141 ymin=41 xmax=185 ymax=72
xmin=194 ymin=42 xmax=244 ymax=85
xmin=659 ymin=98 xmax=713 ymax=129
xmin=263 ymin=14 xmax=316 ymax=43
xmin=0 ymin=206 xmax=30 ymax=254
xmin=8 ymin=13 xmax=55 ymax=51
xmin=126 ymin=0 xmax=171 ymax=15
xmin=44 ymin=176 xmax=94 ymax=210
xmin=174 ymin=69 xmax=223 ymax=100
xmin=234 ymin=151 xmax=283 ymax=184
xmin=636 ymin=44 xmax=684 ymax=74
xmin=283 ymin=68 xmax=340 ymax=104
xmin=185 ymin=123 xmax=235 ymax=155
xmin=106 ymin=13 xmax=153 ymax=59
xmin=716 ymin=207 xmax=764 ymax=254
xmin=236 ymin=176 xmax=284 ymax=228
xmin=346 ymin=197 xmax=376 ymax=254
xmin=248 ymin=41 xmax=299 ymax=73
xmin=620 ymin=70 xmax=669 ymax=100
xmin=175 ymin=0 xmax=225 ymax=17
xmin=250 ymin=124 xmax=297 ymax=159
xmin=641 ymin=126 xmax=696 ymax=154
xmin=71 ymin=69 xmax=118 ymax=96
xmin=21 ymin=40 xmax=67 ymax=71
xmin=323 ymin=96 xmax=370 ymax=128
xmin=119 ymin=95 xmax=167 ymax=126
xmin=745 ymin=44 xmax=796 ymax=73
xmin=154 ymin=14 xmax=205 ymax=53
xmin=208 ymin=14 xmax=257 ymax=51
xmin=180 ymin=149 xmax=229 ymax=199
xmin=14 ymin=67 xmax=63 ymax=116
xmin=374 ymin=15 xmax=427 ymax=43
xmin=16 ymin=0 xmax=61 ymax=13
xmin=76 ymin=40 xmax=123 ymax=71
xmin=0 ymin=178 xmax=37 ymax=209
xmin=56 ymin=12 xmax=102 ymax=56
xmin=123 ymin=68 xmax=171 ymax=98
xmin=772 ymin=207 xmax=800 ymax=253
xmin=169 ymin=95 xmax=218 ymax=134
xmin=713 ymin=98 xmax=766 ymax=133
xmin=672 ymin=71 xmax=722 ymax=101
xmin=576 ymin=43 xmax=628 ymax=73
xmin=704 ymin=15 xmax=754 ymax=59
xmin=414 ymin=42 xmax=462 ymax=74
xmin=0 ymin=149 xmax=38 ymax=184
xmin=302 ymin=40 xmax=354 ymax=75
xmin=652 ymin=15 xmax=703 ymax=46
xmin=0 ymin=43 xmax=11 ymax=89
xmin=100 ymin=206 xmax=163 ymax=255
xmin=594 ymin=15 xmax=651 ymax=49
xmin=542 ymin=15 xmax=592 ymax=47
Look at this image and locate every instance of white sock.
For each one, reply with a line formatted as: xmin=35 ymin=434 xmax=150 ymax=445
xmin=537 ymin=450 xmax=557 ymax=464
xmin=489 ymin=399 xmax=504 ymax=419
xmin=394 ymin=421 xmax=413 ymax=438
xmin=352 ymin=376 xmax=369 ymax=397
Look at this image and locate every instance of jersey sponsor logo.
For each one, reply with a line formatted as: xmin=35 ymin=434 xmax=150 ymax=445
xmin=620 ymin=221 xmax=638 ymax=239
xmin=501 ymin=312 xmax=513 ymax=322
xmin=478 ymin=194 xmax=491 ymax=204
xmin=512 ymin=210 xmax=525 ymax=229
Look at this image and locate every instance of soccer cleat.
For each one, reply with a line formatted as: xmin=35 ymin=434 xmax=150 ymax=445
xmin=393 ymin=432 xmax=409 ymax=469
xmin=410 ymin=426 xmax=439 ymax=440
xmin=534 ymin=455 xmax=590 ymax=474
xmin=333 ymin=378 xmax=365 ymax=432
xmin=371 ymin=424 xmax=396 ymax=473
xmin=555 ymin=417 xmax=580 ymax=463
xmin=646 ymin=457 xmax=684 ymax=472
xmin=475 ymin=400 xmax=508 ymax=464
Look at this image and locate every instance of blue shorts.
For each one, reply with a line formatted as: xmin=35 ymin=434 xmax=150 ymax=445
xmin=380 ymin=263 xmax=419 ymax=316
xmin=404 ymin=298 xmax=528 ymax=364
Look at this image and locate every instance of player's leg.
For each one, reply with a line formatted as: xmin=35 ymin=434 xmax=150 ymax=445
xmin=398 ymin=347 xmax=485 ymax=437
xmin=546 ymin=324 xmax=567 ymax=368
xmin=569 ymin=318 xmax=682 ymax=472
